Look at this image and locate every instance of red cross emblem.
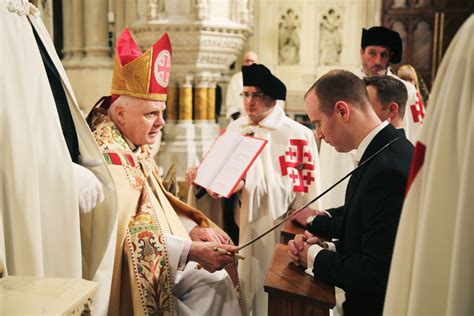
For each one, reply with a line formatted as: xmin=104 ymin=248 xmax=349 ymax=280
xmin=153 ymin=50 xmax=171 ymax=87
xmin=279 ymin=139 xmax=315 ymax=193
xmin=410 ymin=92 xmax=425 ymax=124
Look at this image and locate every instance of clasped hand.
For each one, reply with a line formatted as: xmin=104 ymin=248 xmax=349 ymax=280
xmin=288 ymin=231 xmax=327 ymax=268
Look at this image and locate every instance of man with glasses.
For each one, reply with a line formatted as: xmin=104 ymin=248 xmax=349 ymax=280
xmin=225 ymin=51 xmax=259 ymax=120
xmin=222 ymin=63 xmax=321 ymax=315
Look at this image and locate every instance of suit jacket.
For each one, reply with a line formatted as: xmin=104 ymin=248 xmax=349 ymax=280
xmin=310 ymin=128 xmax=410 ymax=240
xmin=309 ymin=125 xmax=413 ymax=316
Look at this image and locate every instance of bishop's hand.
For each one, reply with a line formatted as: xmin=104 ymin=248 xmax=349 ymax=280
xmin=188 ymin=242 xmax=237 ymax=273
xmin=189 ymin=226 xmax=229 ymax=244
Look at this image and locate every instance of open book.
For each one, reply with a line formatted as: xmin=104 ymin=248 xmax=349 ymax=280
xmin=194 ymin=130 xmax=267 ymax=198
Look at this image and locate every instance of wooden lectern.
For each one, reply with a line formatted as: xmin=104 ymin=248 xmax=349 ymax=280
xmin=264 ymin=244 xmax=335 ymax=316
xmin=280 ymin=219 xmax=305 ymax=244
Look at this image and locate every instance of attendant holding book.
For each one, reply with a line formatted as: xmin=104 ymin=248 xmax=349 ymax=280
xmin=205 ymin=63 xmax=322 ymax=315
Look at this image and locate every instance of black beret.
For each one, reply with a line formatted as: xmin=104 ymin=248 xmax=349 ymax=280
xmin=361 ymin=26 xmax=403 ymax=64
xmin=242 ymin=64 xmax=286 ymax=101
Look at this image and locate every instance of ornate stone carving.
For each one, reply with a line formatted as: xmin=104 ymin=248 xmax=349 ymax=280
xmin=238 ymin=0 xmax=250 ymax=24
xmin=147 ymin=0 xmax=159 ymax=21
xmin=195 ymin=0 xmax=208 ymax=20
xmin=131 ymin=0 xmax=252 ymax=175
xmin=278 ymin=8 xmax=301 ymax=65
xmin=319 ymin=8 xmax=343 ymax=66
xmin=131 ymin=23 xmax=250 ymax=71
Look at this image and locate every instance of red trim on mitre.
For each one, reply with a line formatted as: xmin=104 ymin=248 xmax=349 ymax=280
xmin=116 ymin=28 xmax=143 ymax=66
xmin=405 ymin=141 xmax=426 ymax=195
xmin=149 ymin=32 xmax=172 ymax=95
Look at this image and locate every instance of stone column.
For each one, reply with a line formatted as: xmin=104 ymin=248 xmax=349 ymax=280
xmin=166 ymin=83 xmax=179 ymax=122
xmin=136 ymin=0 xmax=148 ymax=23
xmin=178 ymin=77 xmax=193 ymax=122
xmin=70 ymin=0 xmax=84 ymax=64
xmin=83 ymin=0 xmax=110 ymax=66
xmin=147 ymin=0 xmax=159 ymax=21
xmin=237 ymin=0 xmax=250 ymax=24
xmin=193 ymin=78 xmax=208 ymax=122
xmin=38 ymin=0 xmax=53 ymax=37
xmin=61 ymin=1 xmax=73 ymax=62
xmin=195 ymin=0 xmax=209 ymax=20
xmin=207 ymin=82 xmax=216 ymax=122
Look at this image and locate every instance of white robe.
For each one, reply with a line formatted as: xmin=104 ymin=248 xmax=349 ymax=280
xmin=227 ymin=106 xmax=321 ymax=315
xmin=1 ymin=5 xmax=117 ymax=313
xmin=384 ymin=15 xmax=474 ymax=315
xmin=0 ymin=1 xmax=82 ymax=278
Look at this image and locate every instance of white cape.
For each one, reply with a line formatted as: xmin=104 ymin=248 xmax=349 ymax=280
xmin=384 ymin=15 xmax=474 ymax=315
xmin=0 ymin=1 xmax=81 ymax=278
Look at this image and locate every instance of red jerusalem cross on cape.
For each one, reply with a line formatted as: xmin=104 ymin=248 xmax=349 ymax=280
xmin=279 ymin=139 xmax=315 ymax=192
xmin=410 ymin=92 xmax=425 ymax=124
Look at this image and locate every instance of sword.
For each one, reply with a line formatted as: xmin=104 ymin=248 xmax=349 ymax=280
xmin=235 ymin=137 xmax=399 ymax=252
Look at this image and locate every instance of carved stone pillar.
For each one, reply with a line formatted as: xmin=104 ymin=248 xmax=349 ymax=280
xmin=61 ymin=1 xmax=73 ymax=62
xmin=83 ymin=0 xmax=110 ymax=66
xmin=207 ymin=83 xmax=216 ymax=122
xmin=238 ymin=0 xmax=250 ymax=24
xmin=71 ymin=0 xmax=84 ymax=62
xmin=147 ymin=0 xmax=159 ymax=21
xmin=166 ymin=83 xmax=179 ymax=122
xmin=178 ymin=77 xmax=193 ymax=122
xmin=195 ymin=0 xmax=209 ymax=20
xmin=193 ymin=78 xmax=209 ymax=122
xmin=136 ymin=0 xmax=147 ymax=23
xmin=65 ymin=0 xmax=112 ymax=113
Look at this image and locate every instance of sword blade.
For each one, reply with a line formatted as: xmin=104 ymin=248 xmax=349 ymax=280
xmin=236 ymin=137 xmax=399 ymax=251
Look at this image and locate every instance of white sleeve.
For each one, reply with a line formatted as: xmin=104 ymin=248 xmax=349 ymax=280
xmin=179 ymin=215 xmax=198 ymax=233
xmin=164 ymin=235 xmax=192 ymax=283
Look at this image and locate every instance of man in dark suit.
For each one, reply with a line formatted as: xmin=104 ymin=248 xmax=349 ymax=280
xmin=288 ymin=70 xmax=413 ymax=315
xmin=292 ymin=75 xmax=410 ymax=238
xmin=364 ymin=75 xmax=408 ymax=130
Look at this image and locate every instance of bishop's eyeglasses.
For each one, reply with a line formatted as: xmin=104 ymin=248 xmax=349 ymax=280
xmin=240 ymin=92 xmax=267 ymax=101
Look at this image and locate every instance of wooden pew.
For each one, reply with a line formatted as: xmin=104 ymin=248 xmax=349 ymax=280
xmin=264 ymin=244 xmax=335 ymax=316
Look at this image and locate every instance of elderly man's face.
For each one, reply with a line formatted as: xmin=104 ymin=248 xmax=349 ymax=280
xmin=242 ymin=86 xmax=275 ymax=124
xmin=120 ymin=99 xmax=166 ymax=146
xmin=360 ymin=46 xmax=391 ymax=76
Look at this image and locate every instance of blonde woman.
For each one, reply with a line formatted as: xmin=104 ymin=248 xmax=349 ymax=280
xmin=398 ymin=64 xmax=430 ymax=107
